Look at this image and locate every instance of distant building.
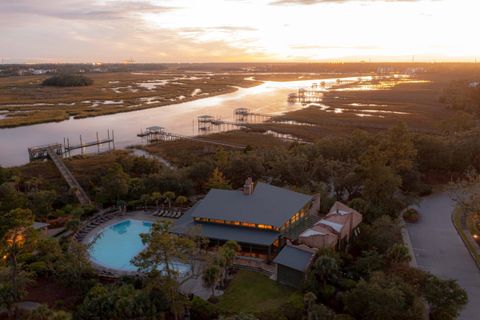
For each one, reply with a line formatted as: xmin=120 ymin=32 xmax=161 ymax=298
xmin=376 ymin=66 xmax=396 ymax=75
xmin=32 ymin=69 xmax=48 ymax=75
xmin=469 ymin=81 xmax=479 ymax=88
xmin=172 ymin=178 xmax=320 ymax=261
xmin=405 ymin=67 xmax=427 ymax=75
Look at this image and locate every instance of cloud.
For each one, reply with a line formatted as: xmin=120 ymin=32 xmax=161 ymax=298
xmin=0 ymin=0 xmax=263 ymax=63
xmin=178 ymin=26 xmax=257 ymax=35
xmin=0 ymin=0 xmax=177 ymax=21
xmin=291 ymin=44 xmax=379 ymax=50
xmin=0 ymin=0 xmax=474 ymax=63
xmin=271 ymin=0 xmax=431 ymax=5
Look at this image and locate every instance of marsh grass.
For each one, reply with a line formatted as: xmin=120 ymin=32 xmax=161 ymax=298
xmin=141 ymin=130 xmax=288 ymax=166
xmin=273 ymin=75 xmax=456 ymax=134
xmin=0 ymin=72 xmax=261 ymax=128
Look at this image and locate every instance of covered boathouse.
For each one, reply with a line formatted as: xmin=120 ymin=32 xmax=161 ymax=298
xmin=171 ymin=178 xmax=320 ymax=261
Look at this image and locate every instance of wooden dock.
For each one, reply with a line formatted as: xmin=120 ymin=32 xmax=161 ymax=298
xmin=64 ymin=130 xmax=114 ymax=157
xmin=28 ymin=143 xmax=63 ymax=162
xmin=197 ymin=109 xmax=273 ymax=132
xmin=160 ymin=131 xmax=246 ymax=149
xmin=233 ymin=107 xmax=272 ymax=123
xmin=288 ymin=88 xmax=323 ymax=103
xmin=138 ymin=127 xmax=246 ymax=149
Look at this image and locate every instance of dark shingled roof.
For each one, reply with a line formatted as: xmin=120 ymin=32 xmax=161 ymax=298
xmin=171 ymin=206 xmax=279 ymax=246
xmin=273 ymin=245 xmax=315 ymax=272
xmin=191 ymin=182 xmax=313 ymax=228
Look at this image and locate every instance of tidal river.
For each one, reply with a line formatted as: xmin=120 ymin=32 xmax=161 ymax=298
xmin=0 ymin=76 xmax=365 ymax=167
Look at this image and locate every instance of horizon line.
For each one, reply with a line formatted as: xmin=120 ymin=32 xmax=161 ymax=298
xmin=2 ymin=60 xmax=480 ymax=65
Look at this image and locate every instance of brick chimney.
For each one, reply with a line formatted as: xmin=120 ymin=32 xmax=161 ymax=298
xmin=243 ymin=177 xmax=254 ymax=195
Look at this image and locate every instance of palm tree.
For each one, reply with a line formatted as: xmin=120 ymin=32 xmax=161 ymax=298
xmin=25 ymin=177 xmax=42 ymax=193
xmin=218 ymin=240 xmax=240 ymax=286
xmin=140 ymin=194 xmax=151 ymax=210
xmin=151 ymin=192 xmax=163 ymax=210
xmin=163 ymin=191 xmax=176 ymax=209
xmin=12 ymin=175 xmax=21 ymax=192
xmin=202 ymin=263 xmax=221 ymax=298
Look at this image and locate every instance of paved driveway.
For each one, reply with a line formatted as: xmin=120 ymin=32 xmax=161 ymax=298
xmin=407 ymin=191 xmax=480 ymax=320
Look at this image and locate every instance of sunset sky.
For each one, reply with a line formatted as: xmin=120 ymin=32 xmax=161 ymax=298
xmin=0 ymin=0 xmax=478 ymax=63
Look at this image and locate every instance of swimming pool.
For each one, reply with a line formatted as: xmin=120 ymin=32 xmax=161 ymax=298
xmin=89 ymin=219 xmax=190 ymax=273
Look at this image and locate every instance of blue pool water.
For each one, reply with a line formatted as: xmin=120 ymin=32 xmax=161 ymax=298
xmin=89 ymin=219 xmax=190 ymax=273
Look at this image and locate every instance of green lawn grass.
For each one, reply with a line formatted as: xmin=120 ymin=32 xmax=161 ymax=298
xmin=216 ymin=270 xmax=301 ymax=314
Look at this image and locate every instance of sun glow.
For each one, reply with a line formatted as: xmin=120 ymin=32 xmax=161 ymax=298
xmin=141 ymin=0 xmax=480 ymax=62
xmin=1 ymin=0 xmax=479 ymax=62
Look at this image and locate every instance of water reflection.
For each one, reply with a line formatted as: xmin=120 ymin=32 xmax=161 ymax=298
xmin=0 ymin=76 xmax=366 ymax=166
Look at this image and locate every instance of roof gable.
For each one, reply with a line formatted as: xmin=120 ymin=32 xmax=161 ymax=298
xmin=299 ymin=229 xmax=325 ymax=237
xmin=326 ymin=201 xmax=363 ymax=230
xmin=315 ymin=219 xmax=343 ymax=233
xmin=274 ymin=245 xmax=315 ymax=272
xmin=191 ymin=182 xmax=313 ymax=228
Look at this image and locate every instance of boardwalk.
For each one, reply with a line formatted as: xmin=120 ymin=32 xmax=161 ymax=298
xmin=179 ymin=134 xmax=245 ymax=149
xmin=46 ymin=147 xmax=92 ymax=206
xmin=146 ymin=130 xmax=247 ymax=149
xmin=407 ymin=191 xmax=480 ymax=320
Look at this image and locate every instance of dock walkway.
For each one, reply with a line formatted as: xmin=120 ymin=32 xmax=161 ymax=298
xmin=46 ymin=147 xmax=92 ymax=206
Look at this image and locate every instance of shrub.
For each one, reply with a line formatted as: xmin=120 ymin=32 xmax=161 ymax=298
xmin=403 ymin=208 xmax=420 ymax=223
xmin=42 ymin=74 xmax=93 ymax=87
xmin=347 ymin=198 xmax=369 ymax=214
xmin=190 ymin=296 xmax=219 ymax=320
xmin=28 ymin=261 xmax=48 ymax=276
xmin=423 ymin=275 xmax=468 ymax=320
xmin=417 ymin=183 xmax=433 ymax=196
xmin=334 ymin=315 xmax=355 ymax=320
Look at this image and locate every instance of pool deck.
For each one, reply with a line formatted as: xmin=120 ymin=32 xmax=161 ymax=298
xmin=81 ymin=210 xmax=175 ymax=276
xmin=81 ymin=210 xmax=168 ymax=244
xmin=80 ymin=209 xmax=221 ymax=300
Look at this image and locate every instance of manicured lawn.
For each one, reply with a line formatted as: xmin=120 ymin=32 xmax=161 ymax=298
xmin=216 ymin=270 xmax=301 ymax=314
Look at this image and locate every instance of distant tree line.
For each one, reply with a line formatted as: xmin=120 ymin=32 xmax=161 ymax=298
xmin=42 ymin=74 xmax=93 ymax=87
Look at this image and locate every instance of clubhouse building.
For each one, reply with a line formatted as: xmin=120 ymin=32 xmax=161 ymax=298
xmin=172 ymin=178 xmax=320 ymax=260
xmin=172 ymin=178 xmax=362 ymax=288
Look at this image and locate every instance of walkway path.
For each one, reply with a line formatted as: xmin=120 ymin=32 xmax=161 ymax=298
xmin=406 ymin=191 xmax=480 ymax=320
xmin=47 ymin=147 xmax=91 ymax=205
